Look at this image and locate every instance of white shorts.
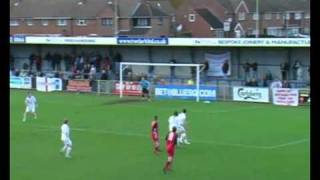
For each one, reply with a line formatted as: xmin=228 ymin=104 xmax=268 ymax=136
xmin=26 ymin=106 xmax=35 ymax=113
xmin=61 ymin=137 xmax=72 ymax=146
xmin=177 ymin=126 xmax=185 ymax=134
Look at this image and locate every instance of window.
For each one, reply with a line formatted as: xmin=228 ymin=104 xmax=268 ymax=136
xmin=238 ymin=12 xmax=246 ymax=20
xmin=252 ymin=13 xmax=259 ymax=20
xmin=266 ymin=27 xmax=282 ymax=37
xmin=101 ymin=18 xmax=113 ymax=26
xmin=41 ymin=20 xmax=49 ymax=26
xmin=276 ymin=13 xmax=281 ymax=20
xmin=304 ymin=27 xmax=310 ymax=34
xmin=10 ymin=19 xmax=19 ymax=26
xmin=134 ymin=18 xmax=150 ymax=27
xmin=304 ymin=12 xmax=310 ymax=19
xmin=77 ymin=19 xmax=87 ymax=26
xmin=188 ymin=14 xmax=195 ymax=22
xmin=264 ymin=13 xmax=272 ymax=20
xmin=57 ymin=19 xmax=67 ymax=26
xmin=294 ymin=12 xmax=302 ymax=20
xmin=26 ymin=19 xmax=33 ymax=26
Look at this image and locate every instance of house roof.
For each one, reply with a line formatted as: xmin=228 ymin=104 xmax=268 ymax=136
xmin=195 ymin=8 xmax=223 ymax=29
xmin=131 ymin=1 xmax=169 ymax=17
xmin=10 ymin=0 xmax=114 ymax=18
xmin=216 ymin=0 xmax=310 ymax=13
xmin=10 ymin=0 xmax=174 ymax=19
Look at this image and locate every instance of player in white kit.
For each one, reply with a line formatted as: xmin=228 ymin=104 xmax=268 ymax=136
xmin=22 ymin=92 xmax=38 ymax=122
xmin=168 ymin=111 xmax=179 ymax=131
xmin=177 ymin=109 xmax=190 ymax=144
xmin=60 ymin=119 xmax=72 ymax=158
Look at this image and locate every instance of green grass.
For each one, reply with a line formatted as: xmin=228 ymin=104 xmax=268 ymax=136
xmin=10 ymin=89 xmax=310 ymax=180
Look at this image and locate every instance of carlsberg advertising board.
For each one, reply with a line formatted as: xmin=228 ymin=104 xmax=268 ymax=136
xmin=233 ymin=87 xmax=269 ymax=103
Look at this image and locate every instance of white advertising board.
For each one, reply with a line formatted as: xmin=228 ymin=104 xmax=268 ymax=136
xmin=233 ymin=86 xmax=269 ymax=103
xmin=272 ymin=88 xmax=299 ymax=106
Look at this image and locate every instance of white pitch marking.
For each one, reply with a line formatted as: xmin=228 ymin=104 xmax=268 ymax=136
xmin=18 ymin=124 xmax=309 ymax=150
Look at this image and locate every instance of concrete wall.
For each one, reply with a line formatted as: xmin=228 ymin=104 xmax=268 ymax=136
xmin=10 ymin=44 xmax=310 ymax=80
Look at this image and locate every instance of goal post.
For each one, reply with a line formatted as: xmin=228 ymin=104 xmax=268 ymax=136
xmin=119 ymin=62 xmax=203 ymax=102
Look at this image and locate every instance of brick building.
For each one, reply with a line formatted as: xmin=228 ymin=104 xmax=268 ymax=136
xmin=174 ymin=0 xmax=310 ymax=37
xmin=10 ymin=0 xmax=175 ymax=37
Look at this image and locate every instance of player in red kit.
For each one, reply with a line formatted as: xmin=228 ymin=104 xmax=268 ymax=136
xmin=151 ymin=116 xmax=161 ymax=154
xmin=163 ymin=126 xmax=178 ymax=173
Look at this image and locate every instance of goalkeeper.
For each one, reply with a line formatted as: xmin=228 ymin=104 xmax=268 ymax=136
xmin=140 ymin=76 xmax=151 ymax=101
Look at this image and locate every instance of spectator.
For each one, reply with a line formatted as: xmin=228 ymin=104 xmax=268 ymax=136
xmin=83 ymin=64 xmax=90 ymax=79
xmin=35 ymin=54 xmax=42 ymax=72
xmin=243 ymin=61 xmax=250 ymax=81
xmin=23 ymin=63 xmax=29 ymax=70
xmin=64 ymin=53 xmax=72 ymax=71
xmin=89 ymin=65 xmax=97 ymax=80
xmin=222 ymin=59 xmax=229 ymax=78
xmin=56 ymin=52 xmax=62 ymax=71
xmin=262 ymin=71 xmax=273 ymax=87
xmin=280 ymin=60 xmax=290 ymax=80
xmin=45 ymin=52 xmax=53 ymax=69
xmin=29 ymin=53 xmax=36 ymax=71
xmin=282 ymin=80 xmax=291 ymax=88
xmin=14 ymin=68 xmax=20 ymax=76
xmin=251 ymin=61 xmax=258 ymax=79
xmin=292 ymin=60 xmax=301 ymax=80
xmin=96 ymin=52 xmax=102 ymax=72
xmin=100 ymin=69 xmax=108 ymax=80
xmin=168 ymin=59 xmax=176 ymax=82
xmin=124 ymin=66 xmax=133 ymax=81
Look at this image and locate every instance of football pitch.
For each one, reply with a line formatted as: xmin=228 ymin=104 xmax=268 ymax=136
xmin=10 ymin=89 xmax=310 ymax=180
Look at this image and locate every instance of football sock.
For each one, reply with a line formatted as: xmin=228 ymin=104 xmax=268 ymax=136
xmin=66 ymin=147 xmax=72 ymax=157
xmin=22 ymin=113 xmax=26 ymax=122
xmin=61 ymin=145 xmax=67 ymax=152
xmin=164 ymin=161 xmax=171 ymax=170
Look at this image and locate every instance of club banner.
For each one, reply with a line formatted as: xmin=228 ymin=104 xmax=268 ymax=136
xmin=155 ymin=85 xmax=216 ymax=100
xmin=205 ymin=52 xmax=231 ymax=76
xmin=10 ymin=76 xmax=32 ymax=89
xmin=67 ymin=80 xmax=92 ymax=92
xmin=112 ymin=81 xmax=142 ymax=96
xmin=233 ymin=87 xmax=269 ymax=103
xmin=272 ymin=88 xmax=299 ymax=106
xmin=36 ymin=77 xmax=62 ymax=92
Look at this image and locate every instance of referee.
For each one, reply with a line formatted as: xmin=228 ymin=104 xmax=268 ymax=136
xmin=140 ymin=76 xmax=151 ymax=101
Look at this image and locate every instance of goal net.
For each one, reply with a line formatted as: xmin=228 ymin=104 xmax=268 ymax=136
xmin=118 ymin=62 xmax=204 ymax=102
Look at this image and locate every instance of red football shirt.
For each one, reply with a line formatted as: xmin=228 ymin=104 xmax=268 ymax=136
xmin=166 ymin=132 xmax=177 ymax=149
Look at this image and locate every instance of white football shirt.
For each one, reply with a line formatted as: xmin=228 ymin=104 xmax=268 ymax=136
xmin=61 ymin=124 xmax=70 ymax=140
xmin=25 ymin=96 xmax=37 ymax=107
xmin=177 ymin=113 xmax=186 ymax=126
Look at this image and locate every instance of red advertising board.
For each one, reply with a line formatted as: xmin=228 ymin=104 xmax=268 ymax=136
xmin=112 ymin=81 xmax=142 ymax=96
xmin=67 ymin=80 xmax=92 ymax=92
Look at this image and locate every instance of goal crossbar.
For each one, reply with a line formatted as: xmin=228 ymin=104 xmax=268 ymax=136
xmin=119 ymin=62 xmax=203 ymax=102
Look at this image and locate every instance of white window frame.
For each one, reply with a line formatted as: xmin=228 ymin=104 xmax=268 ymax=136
xmin=252 ymin=13 xmax=259 ymax=20
xmin=10 ymin=19 xmax=19 ymax=26
xmin=101 ymin=18 xmax=113 ymax=26
xmin=294 ymin=12 xmax=302 ymax=20
xmin=188 ymin=14 xmax=196 ymax=22
xmin=264 ymin=13 xmax=272 ymax=20
xmin=57 ymin=19 xmax=67 ymax=26
xmin=77 ymin=19 xmax=87 ymax=26
xmin=41 ymin=19 xmax=49 ymax=26
xmin=238 ymin=12 xmax=246 ymax=21
xmin=304 ymin=12 xmax=310 ymax=19
xmin=26 ymin=19 xmax=33 ymax=26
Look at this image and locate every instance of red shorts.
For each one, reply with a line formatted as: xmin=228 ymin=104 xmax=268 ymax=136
xmin=151 ymin=132 xmax=159 ymax=142
xmin=167 ymin=146 xmax=175 ymax=157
